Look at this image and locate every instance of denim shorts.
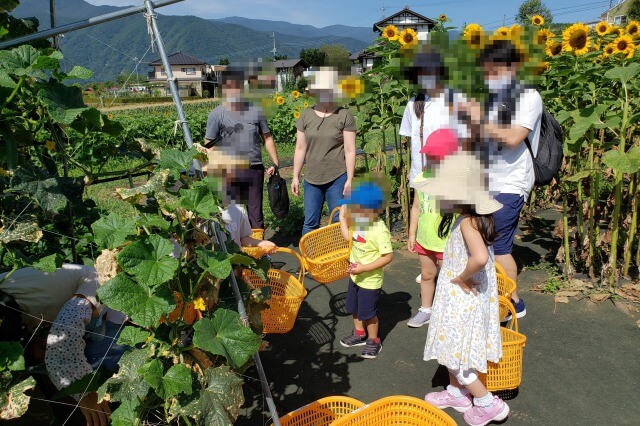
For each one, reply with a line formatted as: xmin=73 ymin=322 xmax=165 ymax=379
xmin=345 ymin=279 xmax=380 ymax=321
xmin=492 ymin=193 xmax=525 ymax=255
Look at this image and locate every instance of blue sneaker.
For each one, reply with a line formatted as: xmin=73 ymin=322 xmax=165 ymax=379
xmin=505 ymin=298 xmax=526 ymax=321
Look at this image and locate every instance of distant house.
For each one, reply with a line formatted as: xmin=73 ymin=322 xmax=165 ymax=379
xmin=372 ymin=6 xmax=437 ymax=41
xmin=351 ymin=7 xmax=438 ymax=73
xmin=148 ymin=52 xmax=215 ymax=97
xmin=600 ymin=0 xmax=633 ymax=25
xmin=273 ymin=58 xmax=307 ymax=91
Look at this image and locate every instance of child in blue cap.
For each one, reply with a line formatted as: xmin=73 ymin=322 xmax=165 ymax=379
xmin=338 ymin=181 xmax=394 ymax=358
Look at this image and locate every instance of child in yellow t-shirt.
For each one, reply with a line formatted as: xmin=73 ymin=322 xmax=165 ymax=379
xmin=338 ymin=181 xmax=393 ymax=359
xmin=407 ymin=128 xmax=459 ymax=328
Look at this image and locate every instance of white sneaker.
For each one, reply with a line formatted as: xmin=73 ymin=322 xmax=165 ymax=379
xmin=415 ymin=274 xmax=422 ymax=283
xmin=407 ymin=308 xmax=431 ymax=327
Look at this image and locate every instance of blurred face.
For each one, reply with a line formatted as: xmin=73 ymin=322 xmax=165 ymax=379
xmin=483 ymin=62 xmax=517 ymax=92
xmin=350 ymin=206 xmax=377 ymax=229
xmin=312 ymin=89 xmax=335 ymax=104
xmin=416 ymin=70 xmax=442 ymax=94
xmin=222 ymin=79 xmax=243 ymax=100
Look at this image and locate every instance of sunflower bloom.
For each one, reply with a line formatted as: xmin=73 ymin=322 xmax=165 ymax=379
xmin=596 ymin=21 xmax=611 ymax=36
xmin=291 ymin=90 xmax=300 ymax=99
xmin=338 ymin=76 xmax=365 ymax=99
xmin=531 ymin=15 xmax=544 ymax=26
xmin=45 ymin=140 xmax=56 ymax=151
xmin=626 ymin=21 xmax=640 ymax=38
xmin=609 ymin=26 xmax=623 ymax=37
xmin=603 ymin=43 xmax=616 ymax=58
xmin=464 ymin=24 xmax=485 ymax=49
xmin=495 ymin=27 xmax=510 ymax=37
xmin=536 ymin=29 xmax=554 ymax=46
xmin=293 ymin=111 xmax=301 ymax=119
xmin=614 ymin=35 xmax=635 ymax=58
xmin=399 ymin=28 xmax=418 ymax=46
xmin=382 ymin=24 xmax=399 ymax=41
xmin=303 ymin=101 xmax=309 ymax=108
xmin=276 ymin=96 xmax=285 ymax=105
xmin=562 ymin=23 xmax=591 ymax=55
xmin=439 ymin=14 xmax=448 ymax=22
xmin=107 ymin=113 xmax=114 ymax=119
xmin=193 ymin=297 xmax=206 ymax=311
xmin=510 ymin=24 xmax=523 ymax=40
xmin=546 ymin=40 xmax=563 ymax=57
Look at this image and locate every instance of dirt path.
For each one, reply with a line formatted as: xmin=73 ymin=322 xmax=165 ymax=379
xmin=97 ymin=97 xmax=217 ymax=112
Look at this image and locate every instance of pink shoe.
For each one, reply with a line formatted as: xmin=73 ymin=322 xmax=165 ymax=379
xmin=463 ymin=396 xmax=510 ymax=426
xmin=424 ymin=389 xmax=473 ymax=413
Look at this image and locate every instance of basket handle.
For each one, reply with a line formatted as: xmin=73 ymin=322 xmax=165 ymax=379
xmin=498 ymin=295 xmax=518 ymax=332
xmin=328 ymin=206 xmax=341 ymax=225
xmin=274 ymin=247 xmax=306 ymax=283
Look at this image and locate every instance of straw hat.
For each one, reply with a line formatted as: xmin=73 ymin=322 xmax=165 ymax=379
xmin=308 ymin=68 xmax=339 ymax=91
xmin=206 ymin=149 xmax=249 ymax=173
xmin=413 ymin=152 xmax=502 ymax=215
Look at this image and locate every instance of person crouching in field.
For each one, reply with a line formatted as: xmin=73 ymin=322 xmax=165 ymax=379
xmin=337 ymin=181 xmax=393 ymax=359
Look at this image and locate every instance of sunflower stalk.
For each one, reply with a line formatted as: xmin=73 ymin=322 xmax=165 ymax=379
xmin=622 ymin=171 xmax=638 ymax=277
xmin=608 ymin=82 xmax=630 ymax=287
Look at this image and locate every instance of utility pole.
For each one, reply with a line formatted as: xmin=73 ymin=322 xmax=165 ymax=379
xmin=380 ymin=4 xmax=387 ymax=19
xmin=503 ymin=14 xmax=506 ymax=26
xmin=270 ymin=32 xmax=277 ymax=60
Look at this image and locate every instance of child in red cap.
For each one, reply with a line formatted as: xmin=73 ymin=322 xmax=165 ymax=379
xmin=406 ymin=128 xmax=459 ymax=328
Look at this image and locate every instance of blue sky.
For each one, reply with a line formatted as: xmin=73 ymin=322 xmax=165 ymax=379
xmin=86 ymin=0 xmax=613 ymax=29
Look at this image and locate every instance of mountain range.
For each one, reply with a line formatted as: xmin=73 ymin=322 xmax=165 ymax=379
xmin=11 ymin=0 xmax=374 ymax=82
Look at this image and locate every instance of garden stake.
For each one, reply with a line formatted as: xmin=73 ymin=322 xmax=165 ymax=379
xmin=211 ymin=221 xmax=281 ymax=426
xmin=623 ymin=172 xmax=638 ymax=277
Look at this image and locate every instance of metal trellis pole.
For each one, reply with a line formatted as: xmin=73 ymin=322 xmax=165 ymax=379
xmin=212 ymin=222 xmax=281 ymax=426
xmin=0 ymin=0 xmax=183 ymax=50
xmin=142 ymin=0 xmax=201 ymax=175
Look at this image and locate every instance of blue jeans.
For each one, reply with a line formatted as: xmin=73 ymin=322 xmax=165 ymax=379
xmin=302 ymin=173 xmax=347 ymax=236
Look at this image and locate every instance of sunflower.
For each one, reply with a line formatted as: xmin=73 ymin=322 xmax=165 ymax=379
xmin=439 ymin=14 xmax=448 ymax=22
xmin=596 ymin=21 xmax=611 ymax=36
xmin=546 ymin=40 xmax=563 ymax=57
xmin=382 ymin=24 xmax=399 ymax=41
xmin=338 ymin=76 xmax=365 ymax=98
xmin=303 ymin=101 xmax=309 ymax=108
xmin=107 ymin=113 xmax=114 ymax=120
xmin=509 ymin=24 xmax=523 ymax=40
xmin=276 ymin=96 xmax=285 ymax=105
xmin=614 ymin=35 xmax=635 ymax=57
xmin=291 ymin=90 xmax=300 ymax=99
xmin=609 ymin=25 xmax=623 ymax=37
xmin=399 ymin=28 xmax=418 ymax=46
xmin=463 ymin=24 xmax=485 ymax=49
xmin=602 ymin=43 xmax=616 ymax=58
xmin=562 ymin=23 xmax=591 ymax=55
xmin=626 ymin=20 xmax=640 ymax=38
xmin=293 ymin=111 xmax=301 ymax=119
xmin=531 ymin=15 xmax=544 ymax=26
xmin=45 ymin=140 xmax=56 ymax=151
xmin=536 ymin=28 xmax=554 ymax=46
xmin=494 ymin=26 xmax=510 ymax=37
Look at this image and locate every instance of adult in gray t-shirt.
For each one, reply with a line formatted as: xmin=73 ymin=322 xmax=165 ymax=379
xmin=205 ymin=69 xmax=279 ymax=229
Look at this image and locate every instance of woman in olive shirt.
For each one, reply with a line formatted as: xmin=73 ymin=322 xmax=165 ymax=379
xmin=292 ymin=69 xmax=357 ymax=236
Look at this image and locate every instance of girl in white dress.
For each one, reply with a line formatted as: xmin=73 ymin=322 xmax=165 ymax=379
xmin=414 ymin=152 xmax=509 ymax=426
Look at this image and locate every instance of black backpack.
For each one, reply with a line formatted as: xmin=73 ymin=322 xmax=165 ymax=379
xmin=496 ymin=85 xmax=564 ymax=186
xmin=267 ymin=167 xmax=289 ymax=219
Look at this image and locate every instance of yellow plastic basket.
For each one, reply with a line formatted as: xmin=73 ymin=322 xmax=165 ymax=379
xmin=495 ymin=261 xmax=506 ymax=277
xmin=241 ymin=247 xmax=307 ymax=334
xmin=332 ymin=395 xmax=456 ymax=426
xmin=275 ymin=396 xmax=365 ymax=426
xmin=496 ymin=271 xmax=517 ymax=301
xmin=241 ymin=229 xmax=265 ymax=259
xmin=299 ymin=207 xmax=351 ymax=284
xmin=480 ymin=296 xmax=527 ymax=391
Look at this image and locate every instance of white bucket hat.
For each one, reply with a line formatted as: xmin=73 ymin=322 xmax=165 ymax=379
xmin=308 ymin=67 xmax=339 ymax=91
xmin=413 ymin=152 xmax=503 ymax=215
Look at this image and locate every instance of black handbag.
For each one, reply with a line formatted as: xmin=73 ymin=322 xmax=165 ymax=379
xmin=267 ymin=167 xmax=289 ymax=219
